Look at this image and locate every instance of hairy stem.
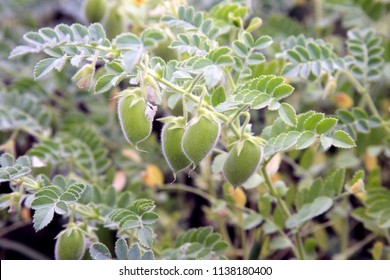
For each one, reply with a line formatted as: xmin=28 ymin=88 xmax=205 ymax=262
xmin=261 ymin=165 xmax=306 ymax=260
xmin=143 ymin=66 xmax=243 ymax=138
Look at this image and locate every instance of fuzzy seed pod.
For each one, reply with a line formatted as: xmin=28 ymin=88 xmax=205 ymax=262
xmin=105 ymin=7 xmax=124 ymax=40
xmin=223 ymin=139 xmax=262 ymax=187
xmin=55 ymin=228 xmax=86 ymax=260
xmin=118 ymin=93 xmax=154 ymax=147
xmin=182 ymin=113 xmax=220 ymax=167
xmin=161 ymin=119 xmax=191 ymax=174
xmin=84 ymin=0 xmax=106 ymax=23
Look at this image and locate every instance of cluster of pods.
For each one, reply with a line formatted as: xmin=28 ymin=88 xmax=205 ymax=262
xmin=118 ymin=89 xmax=263 ymax=187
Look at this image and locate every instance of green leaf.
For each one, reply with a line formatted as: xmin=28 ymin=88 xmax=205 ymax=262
xmin=286 ymin=197 xmax=333 ymax=228
xmin=115 ymin=238 xmax=129 ymax=260
xmin=211 ymin=152 xmax=228 ymax=174
xmin=141 ymin=251 xmax=155 ymax=260
xmin=273 ymin=84 xmax=294 ymax=100
xmin=278 ymin=103 xmax=297 ymax=127
xmin=337 ymin=109 xmax=355 ymax=123
xmin=162 ymin=227 xmax=228 ymax=260
xmin=247 ymin=53 xmax=265 ymax=65
xmin=304 ymin=113 xmax=324 ymax=131
xmin=34 ymin=57 xmax=67 ymax=79
xmin=89 ymin=243 xmax=112 ymax=260
xmin=324 ymin=169 xmax=345 ymax=196
xmin=128 ymin=243 xmax=141 ymax=260
xmin=332 ymin=130 xmax=356 ymax=148
xmin=246 ymin=17 xmax=262 ymax=32
xmin=141 ymin=212 xmax=159 ymax=225
xmin=212 ymin=241 xmax=229 ymax=256
xmin=205 ymin=233 xmax=222 ymax=247
xmin=320 ymin=135 xmax=333 ymax=150
xmin=122 ymin=50 xmax=143 ymax=73
xmin=365 ymin=188 xmax=390 ymax=229
xmin=254 ymin=35 xmax=273 ymax=50
xmin=186 ymin=243 xmax=203 ymax=258
xmin=113 ymin=33 xmax=141 ymax=50
xmin=138 ymin=227 xmax=154 ymax=248
xmin=33 ymin=207 xmax=55 ymax=231
xmin=0 ymin=153 xmax=14 ymax=167
xmin=243 ymin=213 xmax=263 ymax=230
xmin=192 ymin=58 xmax=213 ymax=70
xmin=141 ymin=28 xmax=166 ymax=49
xmin=270 ymin=236 xmax=292 ymax=251
xmin=352 ymin=170 xmax=365 ymax=184
xmin=316 ymin=118 xmax=338 ymax=134
xmin=282 ymin=131 xmax=301 ymax=150
xmin=296 ymin=131 xmax=316 ymax=149
xmin=0 ymin=154 xmax=31 ymax=183
xmin=242 ymin=32 xmax=254 ymax=47
xmin=252 ymin=94 xmax=271 ymax=109
xmin=211 ymin=87 xmax=226 ymax=107
xmin=94 ymin=74 xmax=124 ymax=94
xmin=232 ymin=40 xmax=248 ymax=57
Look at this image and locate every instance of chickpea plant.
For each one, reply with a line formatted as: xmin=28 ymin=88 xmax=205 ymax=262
xmin=2 ymin=0 xmax=390 ymax=260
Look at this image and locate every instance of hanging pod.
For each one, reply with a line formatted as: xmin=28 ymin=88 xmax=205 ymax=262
xmin=161 ymin=117 xmax=191 ymax=175
xmin=182 ymin=111 xmax=220 ymax=167
xmin=223 ymin=138 xmax=262 ymax=187
xmin=105 ymin=6 xmax=124 ymax=40
xmin=84 ymin=0 xmax=106 ymax=23
xmin=118 ymin=90 xmax=154 ymax=148
xmin=55 ymin=227 xmax=86 ymax=260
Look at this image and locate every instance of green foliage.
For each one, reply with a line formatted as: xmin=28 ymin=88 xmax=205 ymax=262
xmin=280 ymin=35 xmax=349 ymax=80
xmin=295 ymin=169 xmax=346 ymax=209
xmin=365 ymin=187 xmax=390 ymax=228
xmin=347 ymin=29 xmax=384 ymax=82
xmin=28 ymin=126 xmax=111 ymax=182
xmin=261 ymin=111 xmax=356 ymax=156
xmin=216 ymin=75 xmax=294 ymax=114
xmin=162 ymin=227 xmax=229 ymax=260
xmin=162 ymin=6 xmax=221 ymax=40
xmin=336 ymin=107 xmax=382 ymax=138
xmin=89 ymin=239 xmax=155 ymax=260
xmin=2 ymin=0 xmax=390 ymax=261
xmin=286 ymin=196 xmax=333 ymax=228
xmin=0 ymin=153 xmax=31 ymax=183
xmin=0 ymin=92 xmax=52 ymax=137
xmin=108 ymin=199 xmax=158 ymax=248
xmin=31 ymin=181 xmax=87 ymax=230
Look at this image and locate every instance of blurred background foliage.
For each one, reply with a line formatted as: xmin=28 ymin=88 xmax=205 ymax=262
xmin=1 ymin=0 xmax=390 ymax=260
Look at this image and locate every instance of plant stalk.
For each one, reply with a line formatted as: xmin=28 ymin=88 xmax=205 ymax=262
xmin=261 ymin=165 xmax=306 ymax=260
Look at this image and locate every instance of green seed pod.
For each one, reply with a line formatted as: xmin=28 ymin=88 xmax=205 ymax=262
xmin=105 ymin=7 xmax=124 ymax=40
xmin=118 ymin=92 xmax=154 ymax=147
xmin=161 ymin=118 xmax=191 ymax=174
xmin=182 ymin=112 xmax=220 ymax=166
xmin=223 ymin=138 xmax=262 ymax=187
xmin=55 ymin=228 xmax=86 ymax=260
xmin=84 ymin=0 xmax=106 ymax=23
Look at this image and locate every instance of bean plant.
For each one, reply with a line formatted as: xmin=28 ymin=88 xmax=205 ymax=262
xmin=1 ymin=0 xmax=390 ymax=260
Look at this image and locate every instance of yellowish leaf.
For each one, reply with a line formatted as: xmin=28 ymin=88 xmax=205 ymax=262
xmin=350 ymin=179 xmax=367 ymax=201
xmin=228 ymin=186 xmax=247 ymax=207
xmin=371 ymin=241 xmax=383 ymax=260
xmin=364 ymin=153 xmax=378 ymax=172
xmin=142 ymin=164 xmax=164 ymax=188
xmin=21 ymin=207 xmax=31 ymax=222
